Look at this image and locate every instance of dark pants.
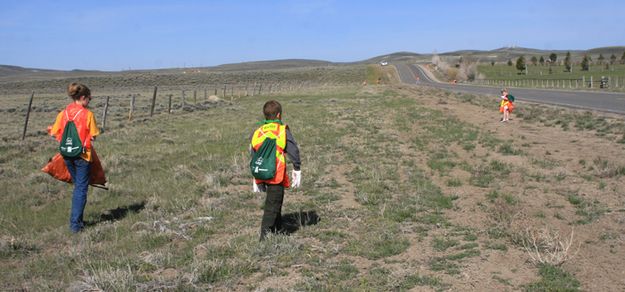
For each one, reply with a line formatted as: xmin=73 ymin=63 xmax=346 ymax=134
xmin=64 ymin=157 xmax=91 ymax=233
xmin=259 ymin=184 xmax=284 ymax=241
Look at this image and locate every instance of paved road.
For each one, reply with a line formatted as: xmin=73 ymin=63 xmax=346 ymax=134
xmin=395 ymin=63 xmax=625 ymax=115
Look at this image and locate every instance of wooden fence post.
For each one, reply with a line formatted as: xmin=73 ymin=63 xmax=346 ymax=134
xmin=204 ymin=89 xmax=207 ymax=101
xmin=168 ymin=94 xmax=172 ymax=114
xmin=22 ymin=91 xmax=35 ymax=140
xmin=129 ymin=94 xmax=135 ymax=120
xmin=222 ymin=84 xmax=227 ymax=97
xmin=258 ymin=84 xmax=263 ymax=95
xmin=193 ymin=90 xmax=197 ymax=104
xmin=182 ymin=90 xmax=186 ymax=105
xmin=101 ymin=96 xmax=110 ymax=132
xmin=150 ymin=86 xmax=158 ymax=117
xmin=245 ymin=83 xmax=249 ymax=96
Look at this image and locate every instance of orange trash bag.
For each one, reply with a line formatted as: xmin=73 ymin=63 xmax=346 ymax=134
xmin=42 ymin=149 xmax=107 ymax=189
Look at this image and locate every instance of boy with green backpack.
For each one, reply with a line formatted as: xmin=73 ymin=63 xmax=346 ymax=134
xmin=250 ymin=100 xmax=301 ymax=241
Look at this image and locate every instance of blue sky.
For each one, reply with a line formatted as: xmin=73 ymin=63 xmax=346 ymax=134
xmin=1 ymin=0 xmax=624 ymax=70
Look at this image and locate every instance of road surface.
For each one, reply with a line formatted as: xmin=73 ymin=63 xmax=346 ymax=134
xmin=395 ymin=63 xmax=625 ymax=115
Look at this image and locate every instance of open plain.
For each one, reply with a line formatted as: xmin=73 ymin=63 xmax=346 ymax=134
xmin=1 ymin=63 xmax=625 ymax=291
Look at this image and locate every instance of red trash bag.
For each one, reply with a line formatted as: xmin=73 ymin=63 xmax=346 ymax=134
xmin=42 ymin=149 xmax=107 ymax=189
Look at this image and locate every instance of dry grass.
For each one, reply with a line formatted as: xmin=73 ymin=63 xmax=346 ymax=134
xmin=523 ymin=227 xmax=579 ymax=266
xmin=2 ymin=66 xmax=625 ymax=290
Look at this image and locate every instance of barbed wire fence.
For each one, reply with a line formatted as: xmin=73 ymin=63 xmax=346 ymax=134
xmin=18 ymin=81 xmax=359 ymax=140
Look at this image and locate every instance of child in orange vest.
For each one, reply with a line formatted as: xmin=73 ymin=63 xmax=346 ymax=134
xmin=48 ymin=83 xmax=100 ymax=233
xmin=499 ymin=88 xmax=514 ymax=122
xmin=250 ymin=100 xmax=301 ymax=241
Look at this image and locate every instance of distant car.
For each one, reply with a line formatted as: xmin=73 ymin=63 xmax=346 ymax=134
xmin=380 ymin=61 xmax=388 ymax=66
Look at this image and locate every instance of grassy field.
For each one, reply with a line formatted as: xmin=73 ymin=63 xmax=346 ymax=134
xmin=474 ymin=63 xmax=625 ymax=90
xmin=478 ymin=64 xmax=625 ymax=80
xmin=2 ymin=66 xmax=625 ymax=290
xmin=0 ymin=64 xmax=367 ymax=96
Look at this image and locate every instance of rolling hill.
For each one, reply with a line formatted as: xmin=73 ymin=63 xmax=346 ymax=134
xmin=2 ymin=46 xmax=623 ymax=80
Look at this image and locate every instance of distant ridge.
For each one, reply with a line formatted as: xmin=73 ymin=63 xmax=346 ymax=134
xmin=211 ymin=59 xmax=335 ymax=71
xmin=586 ymin=46 xmax=625 ymax=55
xmin=0 ymin=65 xmax=60 ymax=77
xmin=360 ymin=52 xmax=423 ymax=64
xmin=2 ymin=46 xmax=623 ymax=78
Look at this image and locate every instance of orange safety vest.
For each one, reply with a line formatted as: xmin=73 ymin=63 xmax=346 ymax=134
xmin=56 ymin=103 xmax=93 ymax=150
xmin=250 ymin=122 xmax=290 ymax=187
xmin=499 ymin=98 xmax=514 ymax=113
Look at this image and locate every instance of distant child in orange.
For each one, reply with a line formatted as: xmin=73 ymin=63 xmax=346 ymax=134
xmin=499 ymin=88 xmax=514 ymax=122
xmin=48 ymin=83 xmax=100 ymax=233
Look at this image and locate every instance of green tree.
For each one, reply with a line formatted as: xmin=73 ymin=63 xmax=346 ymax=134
xmin=516 ymin=56 xmax=526 ymax=74
xmin=531 ymin=56 xmax=538 ymax=66
xmin=491 ymin=61 xmax=495 ymax=66
xmin=507 ymin=59 xmax=513 ymax=66
xmin=549 ymin=53 xmax=557 ymax=63
xmin=581 ymin=55 xmax=590 ymax=71
xmin=598 ymin=54 xmax=605 ymax=65
xmin=539 ymin=56 xmax=545 ymax=65
xmin=564 ymin=51 xmax=572 ymax=72
xmin=610 ymin=54 xmax=617 ymax=64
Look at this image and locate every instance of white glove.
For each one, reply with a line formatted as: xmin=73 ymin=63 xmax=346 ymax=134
xmin=291 ymin=170 xmax=302 ymax=188
xmin=253 ymin=180 xmax=261 ymax=193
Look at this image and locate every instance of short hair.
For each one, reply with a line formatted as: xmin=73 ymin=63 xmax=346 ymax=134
xmin=67 ymin=82 xmax=91 ymax=100
xmin=263 ymin=100 xmax=282 ymax=119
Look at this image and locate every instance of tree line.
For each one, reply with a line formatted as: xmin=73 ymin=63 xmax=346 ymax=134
xmin=502 ymin=51 xmax=625 ymax=74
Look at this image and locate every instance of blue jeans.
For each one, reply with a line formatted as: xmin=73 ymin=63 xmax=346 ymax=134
xmin=64 ymin=158 xmax=91 ymax=233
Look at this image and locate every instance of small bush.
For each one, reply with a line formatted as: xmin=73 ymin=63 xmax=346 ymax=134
xmin=345 ymin=223 xmax=410 ymax=260
xmin=592 ymin=157 xmax=625 ymax=178
xmin=446 ymin=178 xmax=462 ymax=187
xmin=524 ymin=264 xmax=581 ymax=291
xmin=498 ymin=143 xmax=522 ymax=155
xmin=523 ymin=227 xmax=578 ymax=266
xmin=432 ymin=237 xmax=459 ymax=252
xmin=76 ymin=264 xmax=137 ymax=291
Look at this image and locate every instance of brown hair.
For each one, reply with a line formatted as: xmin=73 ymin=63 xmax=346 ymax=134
xmin=67 ymin=82 xmax=91 ymax=100
xmin=263 ymin=100 xmax=282 ymax=119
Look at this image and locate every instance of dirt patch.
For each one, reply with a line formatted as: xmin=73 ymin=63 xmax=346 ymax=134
xmin=395 ymin=85 xmax=625 ymax=291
